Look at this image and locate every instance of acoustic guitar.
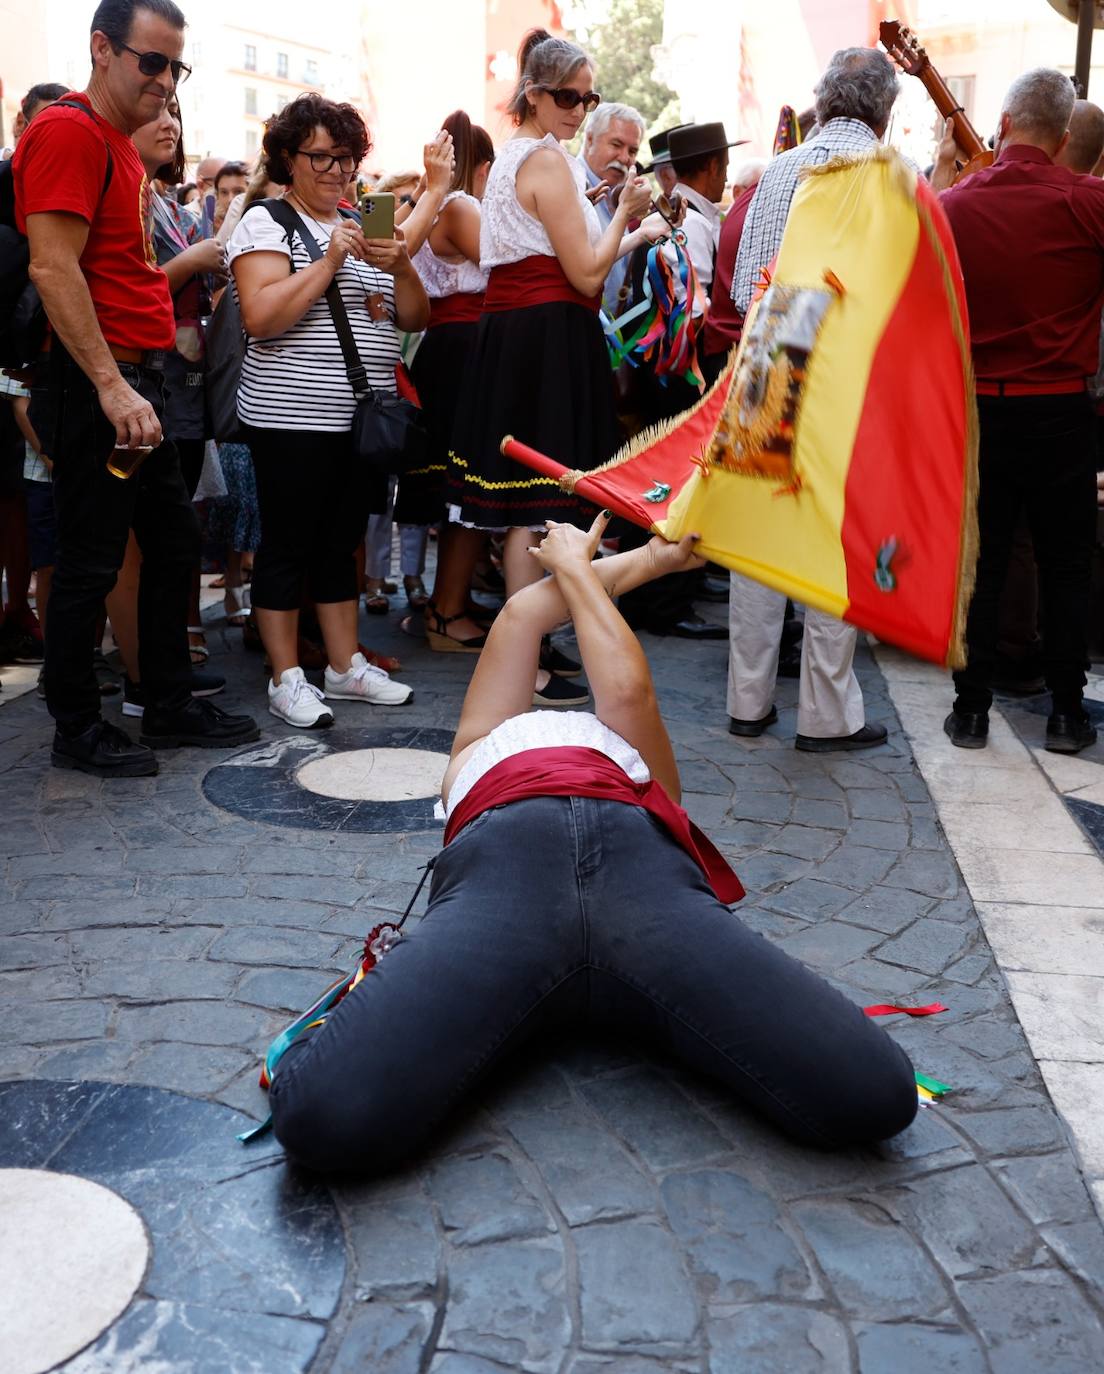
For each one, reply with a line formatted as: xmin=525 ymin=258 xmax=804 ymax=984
xmin=879 ymin=19 xmax=995 ymax=180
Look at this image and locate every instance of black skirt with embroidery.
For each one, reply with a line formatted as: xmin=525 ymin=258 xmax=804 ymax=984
xmin=396 ymin=320 xmax=477 ymax=527
xmin=445 ymin=300 xmax=619 ymax=529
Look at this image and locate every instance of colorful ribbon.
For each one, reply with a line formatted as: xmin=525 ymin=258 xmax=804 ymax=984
xmin=863 ymin=1003 xmax=948 ymax=1018
xmin=864 ymin=1003 xmax=953 ymax=1106
xmin=602 ymin=235 xmax=706 ymax=388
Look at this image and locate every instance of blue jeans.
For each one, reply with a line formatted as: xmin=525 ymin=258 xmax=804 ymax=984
xmin=271 ymin=797 xmax=918 ymax=1172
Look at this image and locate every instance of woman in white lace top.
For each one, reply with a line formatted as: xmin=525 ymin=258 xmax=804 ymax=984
xmin=401 ymin=112 xmax=497 ymax=653
xmin=446 ymin=29 xmax=655 ymax=705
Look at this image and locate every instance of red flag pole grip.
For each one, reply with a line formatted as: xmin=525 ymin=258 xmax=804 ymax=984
xmin=500 ymin=436 xmax=656 ymax=532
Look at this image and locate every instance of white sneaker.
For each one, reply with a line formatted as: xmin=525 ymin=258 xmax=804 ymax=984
xmin=323 ymin=652 xmax=414 ymax=706
xmin=268 ymin=667 xmax=334 ymax=728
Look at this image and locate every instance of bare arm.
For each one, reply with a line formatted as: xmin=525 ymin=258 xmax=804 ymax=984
xmin=930 ymin=116 xmax=966 ymax=193
xmin=161 ymin=237 xmax=226 ymax=294
xmin=232 ymin=247 xmax=340 ymax=339
xmin=516 ymin=149 xmax=651 ymax=296
xmin=26 ymin=211 xmax=161 ymax=448
xmin=430 ymin=196 xmax=481 ymax=265
xmin=392 ymin=131 xmax=455 ymax=256
xmin=448 ymin=514 xmax=705 ymax=801
xmin=11 ymin=395 xmax=43 ymax=458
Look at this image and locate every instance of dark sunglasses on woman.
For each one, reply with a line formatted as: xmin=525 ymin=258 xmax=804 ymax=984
xmin=540 ymin=87 xmax=602 ymax=112
xmin=117 ymin=42 xmax=192 ymax=84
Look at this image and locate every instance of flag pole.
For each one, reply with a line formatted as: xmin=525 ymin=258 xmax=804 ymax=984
xmin=499 ymin=436 xmax=655 ymax=531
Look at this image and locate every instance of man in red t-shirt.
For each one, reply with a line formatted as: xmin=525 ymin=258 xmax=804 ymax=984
xmin=14 ymin=0 xmax=257 ymax=776
xmin=937 ymin=68 xmax=1102 ymax=756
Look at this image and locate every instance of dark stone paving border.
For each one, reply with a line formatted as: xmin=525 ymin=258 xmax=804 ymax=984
xmin=201 ymin=725 xmax=454 ymax=834
xmin=0 ymin=1079 xmax=342 ymax=1372
xmin=3 ymin=613 xmax=1104 ymax=1370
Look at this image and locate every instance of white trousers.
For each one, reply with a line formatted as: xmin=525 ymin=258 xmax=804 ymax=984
xmin=365 ymin=477 xmax=429 ymax=581
xmin=727 ymin=572 xmax=865 ymax=739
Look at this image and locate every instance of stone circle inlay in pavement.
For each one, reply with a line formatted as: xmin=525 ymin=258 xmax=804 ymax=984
xmin=2 ymin=606 xmax=1104 ymax=1370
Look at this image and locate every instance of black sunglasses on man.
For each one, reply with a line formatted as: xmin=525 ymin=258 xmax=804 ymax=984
xmin=117 ymin=42 xmax=192 ymax=85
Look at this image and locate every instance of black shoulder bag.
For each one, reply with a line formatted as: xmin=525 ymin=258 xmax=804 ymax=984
xmin=279 ymin=202 xmax=427 ymax=474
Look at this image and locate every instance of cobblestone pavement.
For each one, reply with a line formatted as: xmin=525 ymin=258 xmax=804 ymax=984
xmin=4 ymin=607 xmax=1104 ymax=1372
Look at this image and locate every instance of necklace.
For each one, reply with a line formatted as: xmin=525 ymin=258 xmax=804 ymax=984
xmin=286 ymin=192 xmax=339 ymax=228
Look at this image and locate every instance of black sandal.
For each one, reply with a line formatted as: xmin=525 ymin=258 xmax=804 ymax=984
xmin=424 ymin=602 xmax=487 ymax=654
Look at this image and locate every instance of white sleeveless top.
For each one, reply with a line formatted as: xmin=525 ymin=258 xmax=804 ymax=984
xmin=411 ymin=190 xmax=489 ymax=299
xmin=442 ymin=710 xmax=649 ymax=819
xmin=480 ymin=134 xmax=602 ymax=270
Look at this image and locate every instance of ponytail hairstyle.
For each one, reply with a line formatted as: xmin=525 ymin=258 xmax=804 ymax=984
xmin=442 ymin=109 xmax=495 ymax=195
xmin=505 ymin=27 xmax=592 ymax=126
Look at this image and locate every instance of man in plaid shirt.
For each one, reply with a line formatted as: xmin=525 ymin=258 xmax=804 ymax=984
xmin=727 ymin=47 xmax=901 ymax=753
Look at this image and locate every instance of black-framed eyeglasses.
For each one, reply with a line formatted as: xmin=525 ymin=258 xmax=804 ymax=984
xmin=117 ymin=42 xmax=192 ymax=85
xmin=294 ymin=149 xmax=358 ymax=174
xmin=539 ymin=87 xmax=602 ymax=112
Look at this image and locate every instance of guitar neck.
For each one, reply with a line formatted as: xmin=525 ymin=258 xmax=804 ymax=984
xmin=915 ymin=66 xmax=987 ymax=161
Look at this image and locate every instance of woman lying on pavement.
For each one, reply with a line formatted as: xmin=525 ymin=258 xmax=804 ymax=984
xmin=270 ymin=512 xmax=918 ymax=1171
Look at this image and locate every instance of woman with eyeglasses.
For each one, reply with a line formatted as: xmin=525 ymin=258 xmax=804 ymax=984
xmin=446 ymin=30 xmax=654 ymax=701
xmin=228 ymin=93 xmax=428 ymax=730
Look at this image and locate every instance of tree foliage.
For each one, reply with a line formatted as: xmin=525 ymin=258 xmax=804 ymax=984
xmin=573 ymin=0 xmax=678 ymax=131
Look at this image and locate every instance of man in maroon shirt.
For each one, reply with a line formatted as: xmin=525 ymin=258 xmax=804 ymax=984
xmin=700 ymin=158 xmax=766 ymax=383
xmin=15 ymin=0 xmax=257 ymax=776
xmin=937 ymin=68 xmax=1102 ymax=754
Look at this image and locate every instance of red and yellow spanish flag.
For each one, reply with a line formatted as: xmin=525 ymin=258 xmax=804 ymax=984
xmin=504 ymin=147 xmax=978 ymax=668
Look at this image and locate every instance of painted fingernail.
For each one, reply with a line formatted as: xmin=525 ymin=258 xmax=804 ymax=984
xmin=602 ymin=508 xmax=612 ymax=518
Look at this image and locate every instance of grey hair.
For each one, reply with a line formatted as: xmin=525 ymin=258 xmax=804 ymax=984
xmin=506 ymin=34 xmax=591 ymax=125
xmin=731 ymin=157 xmax=768 ymax=190
xmin=1003 ymin=68 xmax=1076 ymax=146
xmin=585 ymin=102 xmax=645 ymax=143
xmin=1064 ymin=98 xmax=1104 ymax=172
xmin=814 ymin=48 xmax=899 ymax=132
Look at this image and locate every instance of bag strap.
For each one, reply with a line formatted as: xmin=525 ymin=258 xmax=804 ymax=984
xmin=261 ymin=198 xmax=371 ymax=396
xmin=53 ymin=98 xmax=114 ymax=200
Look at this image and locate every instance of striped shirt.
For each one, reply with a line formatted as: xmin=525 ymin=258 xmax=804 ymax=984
xmin=731 ymin=119 xmax=883 ymax=315
xmin=227 ymin=202 xmax=400 ymax=432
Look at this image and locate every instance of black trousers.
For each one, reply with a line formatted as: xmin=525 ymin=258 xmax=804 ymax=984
xmin=29 ymin=351 xmax=198 ymax=733
xmin=954 ymin=393 xmax=1097 ymax=716
xmin=270 ymin=797 xmax=918 ymax=1174
xmin=246 ymin=425 xmax=387 ymax=611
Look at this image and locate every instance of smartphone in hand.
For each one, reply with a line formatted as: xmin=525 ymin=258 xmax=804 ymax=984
xmin=360 ymin=192 xmax=396 ymax=240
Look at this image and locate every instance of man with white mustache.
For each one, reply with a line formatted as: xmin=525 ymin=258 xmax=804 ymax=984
xmin=578 ymin=101 xmax=646 ymax=317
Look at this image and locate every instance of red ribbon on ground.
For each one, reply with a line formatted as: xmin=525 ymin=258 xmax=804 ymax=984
xmin=863 ymin=1003 xmax=948 ymax=1018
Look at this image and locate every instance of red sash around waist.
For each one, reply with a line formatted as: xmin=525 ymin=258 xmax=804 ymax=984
xmin=444 ymin=747 xmax=745 ymax=905
xmin=483 ymin=256 xmax=601 ymax=315
xmin=429 ymin=292 xmax=485 ymax=327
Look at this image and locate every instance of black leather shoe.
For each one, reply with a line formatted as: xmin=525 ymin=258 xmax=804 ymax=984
xmin=52 ymin=719 xmax=158 ymax=777
xmin=695 ymin=575 xmax=730 ymax=603
xmin=661 ymin=615 xmax=727 ymax=640
xmin=943 ymin=710 xmax=988 ymax=749
xmin=539 ymin=637 xmax=582 ymax=678
xmin=796 ymin=722 xmax=889 ymax=753
xmin=728 ymin=705 xmax=778 ymax=737
xmin=1045 ymin=712 xmax=1098 ymax=754
xmin=141 ymin=697 xmax=261 ymax=749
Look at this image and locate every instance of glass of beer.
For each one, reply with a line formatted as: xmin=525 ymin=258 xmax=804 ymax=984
xmin=106 ymin=444 xmax=154 ymax=480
